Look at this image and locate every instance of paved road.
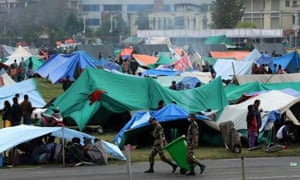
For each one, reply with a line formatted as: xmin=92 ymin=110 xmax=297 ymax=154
xmin=0 ymin=156 xmax=300 ymax=180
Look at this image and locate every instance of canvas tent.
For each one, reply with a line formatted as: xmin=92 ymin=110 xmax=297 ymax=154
xmin=0 ymin=78 xmax=46 ymax=109
xmin=235 ymin=73 xmax=300 ymax=85
xmin=204 ymin=35 xmax=236 ymax=49
xmin=214 ymin=59 xmax=253 ymax=80
xmin=114 ymin=103 xmax=209 ymax=148
xmin=5 ymin=46 xmax=33 ymax=65
xmin=51 ymin=68 xmax=228 ymax=131
xmin=0 ymin=125 xmax=126 ymax=161
xmin=36 ymin=51 xmax=97 ymax=83
xmin=211 ymin=90 xmax=300 ymax=132
xmin=225 ymin=81 xmax=300 ymax=104
xmin=210 ymin=51 xmax=250 ymax=61
xmin=270 ymin=51 xmax=300 ymax=73
xmin=132 ymin=54 xmax=158 ymax=67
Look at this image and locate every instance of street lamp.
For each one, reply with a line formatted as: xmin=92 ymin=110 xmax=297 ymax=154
xmin=109 ymin=14 xmax=120 ymax=33
xmin=293 ymin=4 xmax=299 ymax=48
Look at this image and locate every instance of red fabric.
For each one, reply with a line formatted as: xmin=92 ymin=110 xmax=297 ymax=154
xmin=89 ymin=90 xmax=105 ymax=105
xmin=172 ymin=55 xmax=193 ymax=71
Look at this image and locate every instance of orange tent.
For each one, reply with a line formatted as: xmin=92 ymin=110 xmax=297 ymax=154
xmin=132 ymin=54 xmax=158 ymax=66
xmin=210 ymin=51 xmax=250 ymax=61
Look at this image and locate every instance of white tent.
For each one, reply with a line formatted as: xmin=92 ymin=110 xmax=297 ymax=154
xmin=0 ymin=125 xmax=126 ymax=161
xmin=5 ymin=46 xmax=32 ymax=65
xmin=207 ymin=90 xmax=300 ymax=131
xmin=0 ymin=70 xmax=15 ymax=87
xmin=214 ymin=59 xmax=253 ymax=80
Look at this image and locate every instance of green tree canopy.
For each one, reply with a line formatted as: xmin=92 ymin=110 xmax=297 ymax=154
xmin=210 ymin=0 xmax=245 ymax=29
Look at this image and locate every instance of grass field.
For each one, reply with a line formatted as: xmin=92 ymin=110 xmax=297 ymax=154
xmin=9 ymin=77 xmax=299 ymax=162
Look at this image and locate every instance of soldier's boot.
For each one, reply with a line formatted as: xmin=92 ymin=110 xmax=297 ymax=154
xmin=197 ymin=162 xmax=206 ymax=174
xmin=164 ymin=159 xmax=178 ymax=173
xmin=186 ymin=166 xmax=195 ymax=176
xmin=144 ymin=163 xmax=154 ymax=173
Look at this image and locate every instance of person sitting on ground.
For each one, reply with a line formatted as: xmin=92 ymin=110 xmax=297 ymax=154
xmin=169 ymin=81 xmax=177 ymax=90
xmin=276 ymin=121 xmax=295 ymax=147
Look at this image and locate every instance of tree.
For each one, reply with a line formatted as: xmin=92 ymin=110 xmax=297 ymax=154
xmin=236 ymin=21 xmax=257 ymax=28
xmin=135 ymin=10 xmax=150 ymax=30
xmin=210 ymin=0 xmax=245 ymax=29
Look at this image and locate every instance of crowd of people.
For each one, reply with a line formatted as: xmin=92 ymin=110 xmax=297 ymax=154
xmin=6 ymin=134 xmax=108 ymax=167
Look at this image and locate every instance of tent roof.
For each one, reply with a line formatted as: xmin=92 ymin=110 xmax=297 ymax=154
xmin=204 ymin=35 xmax=236 ymax=48
xmin=37 ymin=51 xmax=97 ymax=83
xmin=210 ymin=51 xmax=250 ymax=61
xmin=132 ymin=54 xmax=158 ymax=66
xmin=214 ymin=59 xmax=253 ymax=80
xmin=114 ymin=103 xmax=209 ymax=146
xmin=271 ymin=51 xmax=300 ymax=73
xmin=0 ymin=125 xmax=126 ymax=160
xmin=216 ymin=90 xmax=300 ymax=131
xmin=235 ymin=73 xmax=300 ymax=85
xmin=0 ymin=78 xmax=46 ymax=109
xmin=0 ymin=70 xmax=15 ymax=87
xmin=5 ymin=46 xmax=33 ymax=65
xmin=52 ymin=68 xmax=228 ymax=130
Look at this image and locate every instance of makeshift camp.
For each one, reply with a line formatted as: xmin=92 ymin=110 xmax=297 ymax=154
xmin=95 ymin=58 xmax=120 ymax=71
xmin=0 ymin=125 xmax=126 ymax=161
xmin=0 ymin=78 xmax=46 ymax=109
xmin=36 ymin=51 xmax=97 ymax=83
xmin=235 ymin=73 xmax=300 ymax=85
xmin=114 ymin=103 xmax=210 ymax=148
xmin=50 ymin=68 xmax=228 ymax=131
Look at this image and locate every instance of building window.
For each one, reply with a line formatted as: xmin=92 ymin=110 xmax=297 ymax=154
xmin=174 ymin=16 xmax=184 ymax=29
xmin=127 ymin=4 xmax=153 ymax=12
xmin=86 ymin=18 xmax=100 ymax=26
xmin=293 ymin=0 xmax=297 ymax=6
xmin=81 ymin=5 xmax=100 ymax=12
xmin=103 ymin=5 xmax=122 ymax=11
xmin=286 ymin=0 xmax=290 ymax=7
xmin=163 ymin=5 xmax=171 ymax=11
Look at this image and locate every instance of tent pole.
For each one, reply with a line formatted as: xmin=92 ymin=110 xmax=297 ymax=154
xmin=62 ymin=127 xmax=65 ymax=166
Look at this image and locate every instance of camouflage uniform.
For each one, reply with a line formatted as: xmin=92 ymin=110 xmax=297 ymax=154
xmin=186 ymin=119 xmax=205 ymax=175
xmin=145 ymin=121 xmax=177 ymax=173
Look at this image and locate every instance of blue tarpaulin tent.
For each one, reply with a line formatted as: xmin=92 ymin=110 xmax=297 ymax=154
xmin=270 ymin=51 xmax=300 ymax=73
xmin=256 ymin=54 xmax=273 ymax=65
xmin=36 ymin=51 xmax=97 ymax=83
xmin=0 ymin=78 xmax=46 ymax=109
xmin=114 ymin=103 xmax=209 ymax=147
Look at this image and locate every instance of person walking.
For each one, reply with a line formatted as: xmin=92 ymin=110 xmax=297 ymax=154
xmin=186 ymin=113 xmax=206 ymax=176
xmin=144 ymin=117 xmax=177 ymax=173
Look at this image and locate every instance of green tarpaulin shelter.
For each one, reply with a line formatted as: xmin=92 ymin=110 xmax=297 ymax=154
xmin=225 ymin=81 xmax=300 ymax=103
xmin=148 ymin=54 xmax=176 ymax=68
xmin=52 ymin=68 xmax=228 ymax=130
xmin=204 ymin=35 xmax=236 ymax=49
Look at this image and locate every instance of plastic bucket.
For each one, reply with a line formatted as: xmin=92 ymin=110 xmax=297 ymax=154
xmin=163 ymin=135 xmax=190 ymax=171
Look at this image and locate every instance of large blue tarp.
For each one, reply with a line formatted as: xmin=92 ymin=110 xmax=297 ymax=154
xmin=0 ymin=78 xmax=46 ymax=109
xmin=114 ymin=103 xmax=209 ymax=146
xmin=270 ymin=51 xmax=300 ymax=73
xmin=256 ymin=54 xmax=273 ymax=65
xmin=37 ymin=51 xmax=97 ymax=83
xmin=141 ymin=69 xmax=181 ymax=77
xmin=95 ymin=58 xmax=120 ymax=71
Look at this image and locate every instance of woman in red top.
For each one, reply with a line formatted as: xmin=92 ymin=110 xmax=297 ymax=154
xmin=247 ymin=104 xmax=258 ymax=148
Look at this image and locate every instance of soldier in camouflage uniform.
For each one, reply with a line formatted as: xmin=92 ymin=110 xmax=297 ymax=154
xmin=144 ymin=117 xmax=178 ymax=173
xmin=186 ymin=113 xmax=206 ymax=176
